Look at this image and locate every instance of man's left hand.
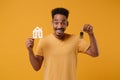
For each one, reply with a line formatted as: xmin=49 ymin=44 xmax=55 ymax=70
xmin=83 ymin=24 xmax=93 ymax=34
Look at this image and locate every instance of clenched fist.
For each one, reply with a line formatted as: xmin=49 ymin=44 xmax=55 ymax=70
xmin=83 ymin=24 xmax=93 ymax=34
xmin=26 ymin=38 xmax=34 ymax=50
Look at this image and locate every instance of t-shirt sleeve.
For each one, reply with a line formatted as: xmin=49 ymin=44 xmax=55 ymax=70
xmin=36 ymin=39 xmax=44 ymax=56
xmin=77 ymin=39 xmax=89 ymax=53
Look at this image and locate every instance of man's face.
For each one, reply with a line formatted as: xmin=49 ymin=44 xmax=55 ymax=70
xmin=52 ymin=14 xmax=68 ymax=38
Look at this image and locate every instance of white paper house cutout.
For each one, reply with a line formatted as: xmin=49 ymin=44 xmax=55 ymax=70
xmin=33 ymin=27 xmax=43 ymax=38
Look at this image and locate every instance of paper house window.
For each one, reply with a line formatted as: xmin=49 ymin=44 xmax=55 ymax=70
xmin=33 ymin=27 xmax=43 ymax=38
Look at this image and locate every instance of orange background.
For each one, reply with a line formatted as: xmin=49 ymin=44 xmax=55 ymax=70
xmin=0 ymin=0 xmax=120 ymax=80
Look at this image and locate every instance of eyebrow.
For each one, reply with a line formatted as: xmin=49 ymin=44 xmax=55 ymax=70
xmin=53 ymin=19 xmax=66 ymax=22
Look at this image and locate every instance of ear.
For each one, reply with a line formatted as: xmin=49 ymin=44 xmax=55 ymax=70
xmin=51 ymin=20 xmax=54 ymax=26
xmin=67 ymin=21 xmax=69 ymax=26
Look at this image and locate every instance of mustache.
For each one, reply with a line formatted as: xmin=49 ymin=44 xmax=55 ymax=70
xmin=55 ymin=28 xmax=64 ymax=31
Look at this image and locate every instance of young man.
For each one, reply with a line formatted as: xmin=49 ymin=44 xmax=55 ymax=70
xmin=26 ymin=7 xmax=99 ymax=80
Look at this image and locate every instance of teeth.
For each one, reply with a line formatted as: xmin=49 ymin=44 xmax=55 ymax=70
xmin=57 ymin=30 xmax=63 ymax=32
xmin=56 ymin=30 xmax=63 ymax=35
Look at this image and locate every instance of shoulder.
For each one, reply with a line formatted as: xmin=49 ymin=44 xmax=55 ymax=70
xmin=67 ymin=33 xmax=79 ymax=40
xmin=38 ymin=34 xmax=53 ymax=43
xmin=64 ymin=33 xmax=80 ymax=42
xmin=65 ymin=33 xmax=78 ymax=38
xmin=69 ymin=34 xmax=87 ymax=43
xmin=40 ymin=34 xmax=53 ymax=40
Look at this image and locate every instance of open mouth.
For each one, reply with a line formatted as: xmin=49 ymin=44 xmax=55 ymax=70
xmin=56 ymin=29 xmax=64 ymax=35
xmin=55 ymin=28 xmax=65 ymax=35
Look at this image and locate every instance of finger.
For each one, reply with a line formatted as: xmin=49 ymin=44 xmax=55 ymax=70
xmin=26 ymin=39 xmax=33 ymax=46
xmin=88 ymin=25 xmax=93 ymax=31
xmin=26 ymin=42 xmax=31 ymax=47
xmin=83 ymin=24 xmax=87 ymax=31
xmin=30 ymin=39 xmax=34 ymax=42
xmin=26 ymin=41 xmax=33 ymax=47
xmin=26 ymin=41 xmax=31 ymax=46
xmin=83 ymin=24 xmax=89 ymax=31
xmin=89 ymin=26 xmax=93 ymax=31
xmin=87 ymin=25 xmax=90 ymax=31
xmin=27 ymin=38 xmax=34 ymax=42
xmin=83 ymin=24 xmax=93 ymax=32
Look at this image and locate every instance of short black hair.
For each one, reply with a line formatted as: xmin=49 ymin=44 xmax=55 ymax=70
xmin=51 ymin=7 xmax=69 ymax=19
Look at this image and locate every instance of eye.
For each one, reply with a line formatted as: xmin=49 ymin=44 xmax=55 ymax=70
xmin=53 ymin=22 xmax=59 ymax=25
xmin=62 ymin=22 xmax=66 ymax=25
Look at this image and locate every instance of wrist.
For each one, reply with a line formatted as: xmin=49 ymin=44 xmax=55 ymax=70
xmin=88 ymin=32 xmax=94 ymax=36
xmin=28 ymin=48 xmax=33 ymax=52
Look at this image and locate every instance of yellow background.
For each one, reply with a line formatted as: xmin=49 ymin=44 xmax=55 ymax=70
xmin=0 ymin=0 xmax=120 ymax=80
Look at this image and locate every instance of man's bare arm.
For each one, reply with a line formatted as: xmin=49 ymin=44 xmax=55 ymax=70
xmin=26 ymin=38 xmax=44 ymax=71
xmin=83 ymin=24 xmax=99 ymax=57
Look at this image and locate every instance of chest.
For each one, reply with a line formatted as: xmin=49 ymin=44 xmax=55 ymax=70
xmin=43 ymin=38 xmax=78 ymax=56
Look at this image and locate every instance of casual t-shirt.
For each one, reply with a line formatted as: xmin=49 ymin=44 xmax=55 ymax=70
xmin=36 ymin=33 xmax=89 ymax=80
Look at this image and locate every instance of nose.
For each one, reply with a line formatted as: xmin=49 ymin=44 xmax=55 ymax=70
xmin=57 ymin=22 xmax=63 ymax=28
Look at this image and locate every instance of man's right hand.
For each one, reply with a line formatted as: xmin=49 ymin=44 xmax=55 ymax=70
xmin=26 ymin=38 xmax=34 ymax=51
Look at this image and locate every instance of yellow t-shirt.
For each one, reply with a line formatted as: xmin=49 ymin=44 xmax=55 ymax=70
xmin=36 ymin=33 xmax=89 ymax=80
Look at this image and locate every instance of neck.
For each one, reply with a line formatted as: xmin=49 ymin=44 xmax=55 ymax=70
xmin=53 ymin=33 xmax=65 ymax=40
